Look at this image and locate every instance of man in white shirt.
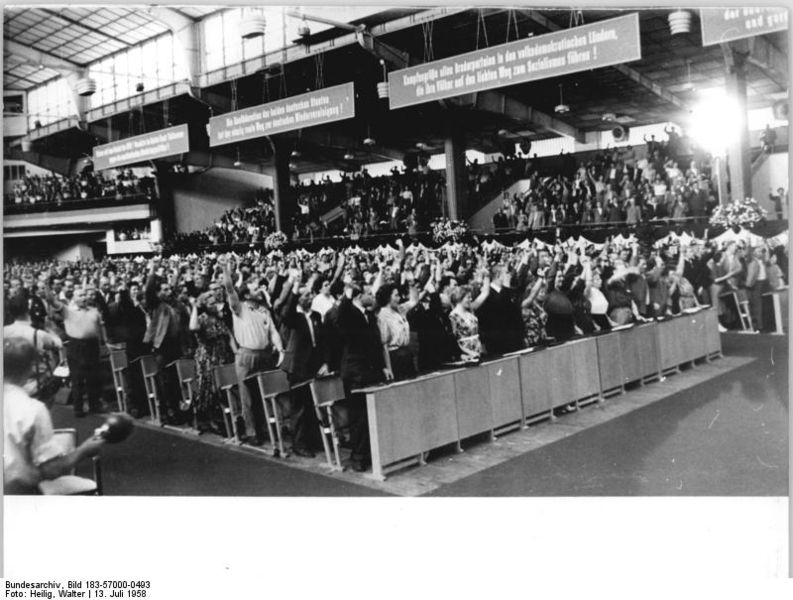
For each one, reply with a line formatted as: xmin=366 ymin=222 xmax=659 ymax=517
xmin=220 ymin=254 xmax=284 ymax=446
xmin=46 ymin=286 xmax=108 ymax=417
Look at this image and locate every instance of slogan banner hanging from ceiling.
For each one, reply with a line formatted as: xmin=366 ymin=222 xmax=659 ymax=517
xmin=388 ymin=13 xmax=641 ymax=110
xmin=208 ymin=82 xmax=355 ymax=147
xmin=700 ymin=8 xmax=788 ymax=46
xmin=93 ymin=124 xmax=190 ymax=170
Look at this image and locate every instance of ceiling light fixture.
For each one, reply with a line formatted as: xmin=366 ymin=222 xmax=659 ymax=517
xmin=554 ymin=84 xmax=570 ymax=114
xmin=241 ymin=8 xmax=267 ymax=39
xmin=668 ymin=10 xmax=692 ymax=35
xmin=75 ymin=77 xmax=97 ymax=97
xmin=377 ymin=59 xmax=389 ymax=99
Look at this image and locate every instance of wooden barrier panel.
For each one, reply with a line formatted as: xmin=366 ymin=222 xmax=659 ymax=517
xmin=483 ymin=355 xmax=523 ymax=432
xmin=619 ymin=323 xmax=660 ymax=384
xmin=596 ymin=332 xmax=624 ymax=394
xmin=416 ymin=373 xmax=459 ymax=450
xmin=658 ymin=317 xmax=683 ymax=371
xmin=454 ymin=367 xmax=494 ymax=439
xmin=569 ymin=337 xmax=601 ymax=404
xmin=543 ymin=343 xmax=578 ymax=409
xmin=687 ymin=312 xmax=708 ymax=361
xmin=658 ymin=309 xmax=715 ymax=370
xmin=703 ymin=307 xmax=723 ymax=357
xmin=365 ymin=383 xmax=422 ymax=478
xmin=365 ymin=372 xmax=459 ymax=480
xmin=363 ymin=311 xmax=720 ymax=479
xmin=518 ymin=349 xmax=554 ymax=422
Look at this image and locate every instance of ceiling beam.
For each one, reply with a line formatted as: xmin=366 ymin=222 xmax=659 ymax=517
xmin=521 ymin=9 xmax=687 ymax=111
xmin=461 ymin=90 xmax=586 ymax=143
xmin=300 ymin=129 xmax=406 ymax=162
xmin=148 ymin=6 xmax=195 ymax=34
xmin=355 ymin=30 xmax=410 ymax=69
xmin=42 ymin=8 xmax=126 ymax=46
xmin=5 ymin=39 xmax=82 ymax=73
xmin=199 ymin=7 xmax=469 ymax=86
xmin=747 ymin=35 xmax=788 ymax=90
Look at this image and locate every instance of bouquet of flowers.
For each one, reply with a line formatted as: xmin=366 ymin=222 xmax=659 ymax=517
xmin=431 ymin=218 xmax=470 ymax=244
xmin=263 ymin=231 xmax=288 ymax=251
xmin=709 ymin=197 xmax=768 ymax=229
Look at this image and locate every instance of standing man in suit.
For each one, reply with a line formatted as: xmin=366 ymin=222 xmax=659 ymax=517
xmin=143 ymin=258 xmax=183 ymax=423
xmin=336 ymin=282 xmax=390 ymax=472
xmin=475 ymin=263 xmax=523 ymax=356
xmin=279 ymin=270 xmax=329 ymax=457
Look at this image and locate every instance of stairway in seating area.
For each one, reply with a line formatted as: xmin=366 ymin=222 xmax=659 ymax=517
xmin=468 ymin=178 xmax=534 ymax=233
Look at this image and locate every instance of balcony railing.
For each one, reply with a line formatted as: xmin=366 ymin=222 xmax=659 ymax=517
xmin=3 ymin=192 xmax=155 ymax=216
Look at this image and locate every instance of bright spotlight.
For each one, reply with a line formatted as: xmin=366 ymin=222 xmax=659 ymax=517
xmin=688 ymin=93 xmax=742 ymax=156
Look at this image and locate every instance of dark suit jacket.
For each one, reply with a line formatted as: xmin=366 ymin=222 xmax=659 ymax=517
xmin=336 ymin=296 xmax=384 ymax=384
xmin=279 ymin=293 xmax=328 ymax=382
xmin=475 ymin=286 xmax=523 ymax=356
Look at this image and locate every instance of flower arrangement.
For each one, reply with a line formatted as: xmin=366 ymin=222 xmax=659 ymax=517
xmin=431 ymin=218 xmax=470 ymax=244
xmin=263 ymin=231 xmax=288 ymax=250
xmin=709 ymin=197 xmax=767 ymax=229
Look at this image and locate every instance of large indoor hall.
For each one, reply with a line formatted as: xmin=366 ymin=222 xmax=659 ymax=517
xmin=3 ymin=4 xmax=790 ymax=584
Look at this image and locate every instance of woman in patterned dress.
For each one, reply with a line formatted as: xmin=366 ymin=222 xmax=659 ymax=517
xmin=448 ymin=273 xmax=490 ymax=361
xmin=189 ymin=291 xmax=236 ymax=433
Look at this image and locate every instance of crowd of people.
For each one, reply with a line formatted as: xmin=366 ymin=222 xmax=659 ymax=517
xmin=5 ymin=168 xmax=157 ymax=209
xmin=290 ymin=164 xmax=448 ymax=241
xmin=4 ymin=226 xmax=787 ymax=473
xmin=167 ymin=165 xmax=451 ymax=253
xmin=492 ymin=131 xmax=718 ymax=232
xmin=115 ymin=226 xmax=151 ymax=242
xmin=163 ymin=131 xmax=718 ymax=257
xmin=166 ymin=188 xmax=277 ymax=252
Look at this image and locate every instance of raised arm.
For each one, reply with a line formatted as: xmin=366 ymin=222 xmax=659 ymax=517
xmin=188 ymin=297 xmax=200 ymax=332
xmin=471 ymin=272 xmax=491 ymax=311
xmin=676 ymin=244 xmax=686 ymax=277
xmin=218 ymin=254 xmax=242 ymax=315
xmin=522 ymin=275 xmax=545 ymax=308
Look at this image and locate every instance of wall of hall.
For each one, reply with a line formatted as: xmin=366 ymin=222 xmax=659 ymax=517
xmin=4 ymin=236 xmax=99 ymax=262
xmin=752 ymin=152 xmax=789 ymax=220
xmin=169 ymin=168 xmax=273 ymax=233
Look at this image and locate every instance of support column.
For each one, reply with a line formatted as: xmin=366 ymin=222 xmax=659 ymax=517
xmin=269 ymin=138 xmax=290 ymax=232
xmin=723 ymin=44 xmax=752 ymax=202
xmin=444 ymin=121 xmax=467 ymax=221
xmin=711 ymin=155 xmax=729 ymax=206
